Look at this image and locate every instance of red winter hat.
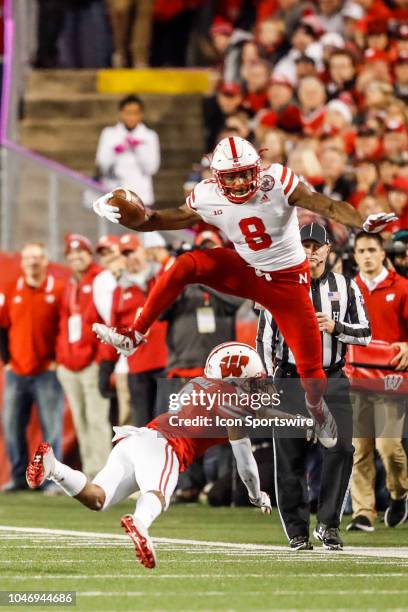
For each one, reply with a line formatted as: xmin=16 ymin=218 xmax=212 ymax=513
xmin=364 ymin=48 xmax=389 ymax=63
xmin=366 ymin=20 xmax=388 ymax=36
xmin=210 ymin=18 xmax=233 ymax=37
xmin=259 ymin=110 xmax=278 ymax=128
xmin=119 ymin=233 xmax=142 ymax=253
xmin=64 ymin=233 xmax=93 ymax=255
xmin=277 ymin=105 xmax=303 ymax=133
xmin=389 ymin=177 xmax=408 ymax=193
xmin=219 ymin=81 xmax=242 ymax=96
xmin=95 ymin=234 xmax=120 ymax=253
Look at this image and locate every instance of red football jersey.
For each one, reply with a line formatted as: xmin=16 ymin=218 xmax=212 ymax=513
xmin=148 ymin=377 xmax=253 ymax=471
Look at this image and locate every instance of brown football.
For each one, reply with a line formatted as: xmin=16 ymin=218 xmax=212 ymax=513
xmin=109 ymin=188 xmax=146 ymax=228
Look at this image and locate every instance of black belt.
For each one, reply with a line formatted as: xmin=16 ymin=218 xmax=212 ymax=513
xmin=276 ymin=360 xmax=345 ymax=377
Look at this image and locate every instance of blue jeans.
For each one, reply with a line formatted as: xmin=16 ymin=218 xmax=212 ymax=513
xmin=2 ymin=369 xmax=64 ymax=486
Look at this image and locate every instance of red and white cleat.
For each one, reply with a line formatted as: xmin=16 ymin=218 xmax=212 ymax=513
xmin=305 ymin=395 xmax=338 ymax=449
xmin=92 ymin=323 xmax=145 ymax=357
xmin=121 ymin=514 xmax=157 ymax=569
xmin=26 ymin=443 xmax=55 ymax=489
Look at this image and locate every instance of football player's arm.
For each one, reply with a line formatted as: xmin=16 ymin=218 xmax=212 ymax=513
xmin=136 ymin=204 xmax=201 ymax=231
xmin=288 ymin=181 xmax=364 ymax=228
xmin=227 ymin=427 xmax=271 ymax=513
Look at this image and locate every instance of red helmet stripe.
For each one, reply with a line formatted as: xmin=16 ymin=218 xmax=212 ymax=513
xmin=228 ymin=136 xmax=238 ymax=159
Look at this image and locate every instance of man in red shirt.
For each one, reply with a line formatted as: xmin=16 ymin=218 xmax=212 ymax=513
xmin=348 ymin=232 xmax=408 ymax=532
xmin=0 ymin=242 xmax=65 ymax=492
xmin=56 ymin=234 xmax=111 ymax=480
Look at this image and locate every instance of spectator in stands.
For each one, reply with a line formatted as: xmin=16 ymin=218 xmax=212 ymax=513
xmin=203 ymin=81 xmax=244 ymax=151
xmin=295 ymin=54 xmax=318 ymax=80
xmin=143 ymin=231 xmax=171 ymax=272
xmin=93 ymin=235 xmax=123 ymax=324
xmin=95 ymin=95 xmax=160 ymax=208
xmin=93 ymin=235 xmax=126 ymax=426
xmin=259 ymin=130 xmax=286 ymax=166
xmin=59 ymin=0 xmax=111 ymax=68
xmin=353 ymin=125 xmax=383 ymax=162
xmin=287 ymin=146 xmax=323 ymax=185
xmin=0 ymin=243 xmax=65 ymax=492
xmin=255 ymin=16 xmax=286 ymax=64
xmin=241 ymin=60 xmax=270 ymax=114
xmin=35 ymin=0 xmax=66 ymax=67
xmin=315 ymin=148 xmax=356 ymax=201
xmin=107 ymin=0 xmax=154 ymax=68
xmin=342 ymin=2 xmax=365 ymax=48
xmin=326 ymin=49 xmax=357 ymax=100
xmin=394 ymin=53 xmax=408 ymax=104
xmin=383 ymin=124 xmax=408 ymax=160
xmin=349 ymin=159 xmax=379 ymax=208
xmin=348 ymin=232 xmax=408 ymax=532
xmin=298 ymin=76 xmax=327 ymax=137
xmin=209 ymin=17 xmax=253 ymax=83
xmin=98 ymin=233 xmax=167 ymax=426
xmin=274 ymin=19 xmax=323 ymax=85
xmin=56 ymin=234 xmax=111 ymax=479
xmin=150 ymin=0 xmax=204 ymax=67
xmin=317 ymin=0 xmax=344 ymax=33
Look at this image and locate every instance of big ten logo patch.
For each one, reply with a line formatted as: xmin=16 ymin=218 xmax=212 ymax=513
xmin=220 ymin=354 xmax=250 ymax=377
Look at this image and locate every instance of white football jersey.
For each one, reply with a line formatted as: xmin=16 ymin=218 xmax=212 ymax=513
xmin=186 ymin=164 xmax=305 ymax=272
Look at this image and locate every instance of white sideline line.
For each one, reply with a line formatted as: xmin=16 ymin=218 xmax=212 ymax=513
xmin=4 ymin=573 xmax=408 ymax=579
xmin=75 ymin=590 xmax=408 ymax=596
xmin=1 ymin=525 xmax=408 ymax=559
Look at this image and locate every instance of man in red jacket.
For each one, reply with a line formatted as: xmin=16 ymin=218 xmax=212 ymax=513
xmin=0 ymin=242 xmax=65 ymax=492
xmin=348 ymin=231 xmax=408 ymax=532
xmin=98 ymin=234 xmax=167 ymax=427
xmin=56 ymin=234 xmax=111 ymax=479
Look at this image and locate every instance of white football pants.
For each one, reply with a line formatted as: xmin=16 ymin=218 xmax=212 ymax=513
xmin=92 ymin=427 xmax=179 ymax=511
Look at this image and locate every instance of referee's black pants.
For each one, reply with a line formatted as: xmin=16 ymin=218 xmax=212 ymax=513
xmin=273 ymin=366 xmax=354 ymax=539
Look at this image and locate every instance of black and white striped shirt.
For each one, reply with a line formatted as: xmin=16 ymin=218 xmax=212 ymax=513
xmin=256 ymin=271 xmax=371 ymax=374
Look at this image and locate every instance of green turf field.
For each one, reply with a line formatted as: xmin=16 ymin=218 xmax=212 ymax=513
xmin=1 ymin=493 xmax=408 ymax=611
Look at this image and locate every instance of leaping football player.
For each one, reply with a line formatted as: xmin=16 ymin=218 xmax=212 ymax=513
xmin=27 ymin=342 xmax=303 ymax=569
xmin=92 ymin=137 xmax=396 ymax=441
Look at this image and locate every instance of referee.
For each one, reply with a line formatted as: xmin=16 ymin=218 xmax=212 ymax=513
xmin=257 ymin=223 xmax=371 ymax=550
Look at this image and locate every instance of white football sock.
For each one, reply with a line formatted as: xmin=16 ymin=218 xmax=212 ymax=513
xmin=51 ymin=460 xmax=88 ymax=497
xmin=134 ymin=492 xmax=162 ymax=529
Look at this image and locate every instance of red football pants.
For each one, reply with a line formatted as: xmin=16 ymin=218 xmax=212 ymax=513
xmin=134 ymin=248 xmax=326 ymax=402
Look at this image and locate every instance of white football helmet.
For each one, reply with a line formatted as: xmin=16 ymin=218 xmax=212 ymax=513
xmin=211 ymin=136 xmax=261 ymax=204
xmin=204 ymin=342 xmax=265 ymax=379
